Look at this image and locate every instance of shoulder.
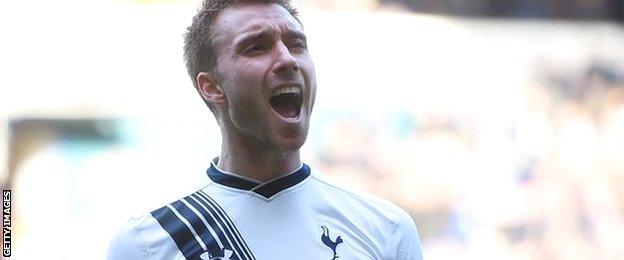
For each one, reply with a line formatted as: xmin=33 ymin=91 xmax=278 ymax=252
xmin=309 ymin=168 xmax=423 ymax=259
xmin=309 ymin=169 xmax=407 ymax=224
xmin=392 ymin=208 xmax=424 ymax=260
xmin=107 ymin=184 xmax=217 ymax=260
xmin=106 ymin=215 xmax=153 ymax=260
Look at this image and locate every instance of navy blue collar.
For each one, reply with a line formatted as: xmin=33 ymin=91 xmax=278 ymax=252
xmin=207 ymin=158 xmax=311 ymax=199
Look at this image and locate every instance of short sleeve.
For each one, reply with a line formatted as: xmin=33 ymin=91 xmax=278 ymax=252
xmin=393 ymin=210 xmax=424 ymax=260
xmin=107 ymin=219 xmax=149 ymax=260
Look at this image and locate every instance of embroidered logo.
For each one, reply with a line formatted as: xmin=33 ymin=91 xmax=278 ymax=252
xmin=199 ymin=249 xmax=233 ymax=260
xmin=321 ymin=226 xmax=343 ymax=260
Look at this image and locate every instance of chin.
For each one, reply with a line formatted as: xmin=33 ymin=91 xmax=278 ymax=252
xmin=274 ymin=135 xmax=307 ymax=152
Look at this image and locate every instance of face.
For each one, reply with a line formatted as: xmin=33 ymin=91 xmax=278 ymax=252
xmin=209 ymin=3 xmax=316 ymax=151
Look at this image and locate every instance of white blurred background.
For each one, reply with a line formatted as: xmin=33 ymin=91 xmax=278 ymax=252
xmin=1 ymin=0 xmax=623 ymax=259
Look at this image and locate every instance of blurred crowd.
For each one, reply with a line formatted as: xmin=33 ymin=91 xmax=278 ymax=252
xmin=311 ymin=59 xmax=624 ymax=259
xmin=308 ymin=0 xmax=623 ymax=22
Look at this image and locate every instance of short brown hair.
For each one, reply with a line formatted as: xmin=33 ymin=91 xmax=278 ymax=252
xmin=183 ymin=0 xmax=301 ymax=111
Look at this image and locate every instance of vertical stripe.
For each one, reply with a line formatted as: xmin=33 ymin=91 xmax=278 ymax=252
xmin=192 ymin=193 xmax=252 ymax=260
xmin=181 ymin=198 xmax=224 ymax=248
xmin=170 ymin=201 xmax=223 ymax=257
xmin=167 ymin=205 xmax=207 ymax=250
xmin=203 ymin=192 xmax=255 ymax=260
xmin=151 ymin=206 xmax=203 ymax=259
xmin=197 ymin=191 xmax=257 ymax=260
xmin=186 ymin=195 xmax=244 ymax=260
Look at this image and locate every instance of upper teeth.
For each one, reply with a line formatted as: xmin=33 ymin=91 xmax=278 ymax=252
xmin=273 ymin=86 xmax=301 ymax=97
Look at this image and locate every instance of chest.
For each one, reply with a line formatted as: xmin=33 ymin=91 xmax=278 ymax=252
xmin=221 ymin=200 xmax=386 ymax=260
xmin=149 ymin=188 xmax=393 ymax=260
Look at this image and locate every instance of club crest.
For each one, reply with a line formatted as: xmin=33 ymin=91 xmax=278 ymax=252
xmin=321 ymin=226 xmax=344 ymax=260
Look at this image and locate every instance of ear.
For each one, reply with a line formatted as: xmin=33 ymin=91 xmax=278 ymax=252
xmin=197 ymin=72 xmax=227 ymax=106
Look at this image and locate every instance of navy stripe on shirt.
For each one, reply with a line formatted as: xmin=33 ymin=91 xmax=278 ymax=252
xmin=151 ymin=206 xmax=204 ymax=259
xmin=152 ymin=194 xmax=255 ymax=260
xmin=198 ymin=191 xmax=256 ymax=260
xmin=193 ymin=192 xmax=255 ymax=260
xmin=185 ymin=194 xmax=247 ymax=260
xmin=170 ymin=200 xmax=226 ymax=259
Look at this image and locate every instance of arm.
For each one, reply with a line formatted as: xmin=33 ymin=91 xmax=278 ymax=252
xmin=106 ymin=220 xmax=149 ymax=260
xmin=393 ymin=210 xmax=424 ymax=260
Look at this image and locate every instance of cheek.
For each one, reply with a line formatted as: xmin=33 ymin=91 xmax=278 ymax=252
xmin=298 ymin=56 xmax=315 ymax=80
xmin=222 ymin=69 xmax=267 ymax=119
xmin=226 ymin=87 xmax=264 ymax=131
xmin=233 ymin=64 xmax=268 ymax=96
xmin=222 ymin=62 xmax=266 ymax=99
xmin=299 ymin=58 xmax=317 ymax=100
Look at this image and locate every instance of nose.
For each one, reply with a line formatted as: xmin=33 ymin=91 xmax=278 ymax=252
xmin=271 ymin=41 xmax=299 ymax=75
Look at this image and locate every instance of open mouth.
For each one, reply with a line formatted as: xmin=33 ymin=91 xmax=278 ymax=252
xmin=269 ymin=86 xmax=303 ymax=119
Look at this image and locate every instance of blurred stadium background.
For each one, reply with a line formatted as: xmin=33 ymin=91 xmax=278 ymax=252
xmin=1 ymin=0 xmax=623 ymax=259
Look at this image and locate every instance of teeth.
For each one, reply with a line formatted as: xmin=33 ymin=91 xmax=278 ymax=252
xmin=272 ymin=86 xmax=301 ymax=97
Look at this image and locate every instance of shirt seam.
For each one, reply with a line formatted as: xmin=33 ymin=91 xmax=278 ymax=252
xmin=133 ymin=221 xmax=152 ymax=259
xmin=389 ymin=216 xmax=401 ymax=259
xmin=310 ymin=174 xmax=401 ymax=215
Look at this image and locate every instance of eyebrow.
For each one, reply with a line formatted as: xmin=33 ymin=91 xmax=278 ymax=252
xmin=284 ymin=30 xmax=307 ymax=42
xmin=234 ymin=27 xmax=307 ymax=46
xmin=234 ymin=30 xmax=271 ymax=46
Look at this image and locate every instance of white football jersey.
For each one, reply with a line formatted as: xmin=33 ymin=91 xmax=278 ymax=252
xmin=107 ymin=159 xmax=423 ymax=260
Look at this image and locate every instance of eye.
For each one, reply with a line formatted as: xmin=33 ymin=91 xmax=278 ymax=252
xmin=244 ymin=42 xmax=269 ymax=55
xmin=288 ymin=39 xmax=307 ymax=52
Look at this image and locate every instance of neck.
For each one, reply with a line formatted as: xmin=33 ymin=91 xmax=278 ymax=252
xmin=217 ymin=132 xmax=302 ymax=183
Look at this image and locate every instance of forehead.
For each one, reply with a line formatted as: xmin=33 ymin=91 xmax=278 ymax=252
xmin=212 ymin=3 xmax=303 ymax=45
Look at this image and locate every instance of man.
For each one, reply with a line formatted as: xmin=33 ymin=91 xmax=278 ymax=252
xmin=107 ymin=0 xmax=423 ymax=259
